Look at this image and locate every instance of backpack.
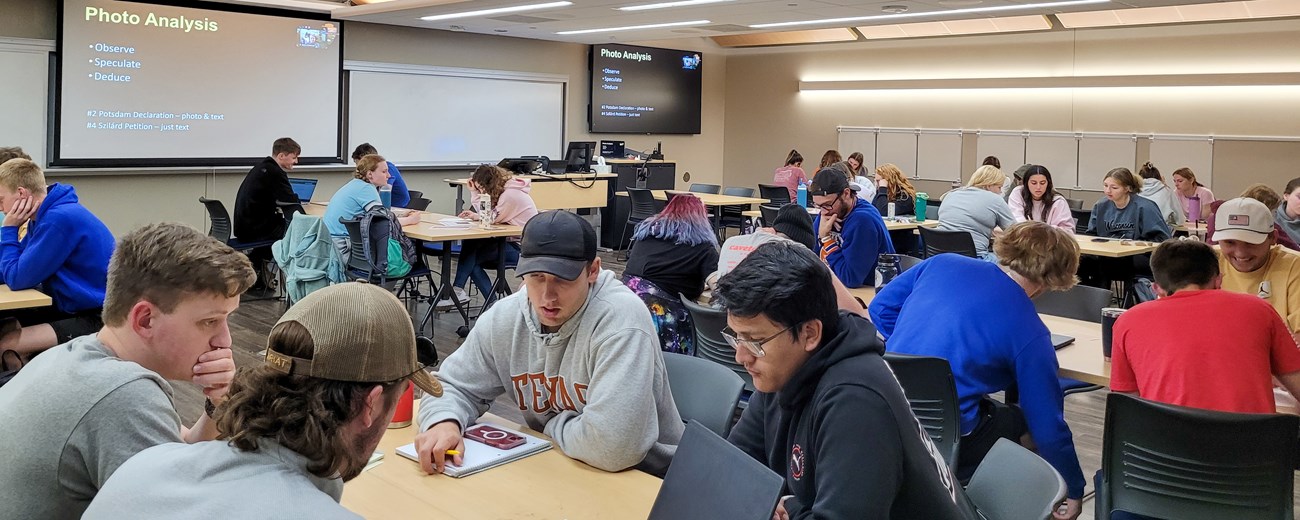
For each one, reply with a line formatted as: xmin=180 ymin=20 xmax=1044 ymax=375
xmin=1131 ymin=277 xmax=1158 ymax=304
xmin=0 ymin=350 xmax=24 ymax=388
xmin=359 ymin=205 xmax=415 ymax=278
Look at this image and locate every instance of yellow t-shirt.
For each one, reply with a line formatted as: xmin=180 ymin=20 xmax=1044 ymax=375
xmin=1219 ymin=245 xmax=1300 ymax=332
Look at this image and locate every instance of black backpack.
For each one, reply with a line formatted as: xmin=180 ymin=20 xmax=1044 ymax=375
xmin=0 ymin=350 xmax=24 ymax=388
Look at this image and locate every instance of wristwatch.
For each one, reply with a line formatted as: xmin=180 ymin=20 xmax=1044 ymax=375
xmin=204 ymin=398 xmax=217 ymax=419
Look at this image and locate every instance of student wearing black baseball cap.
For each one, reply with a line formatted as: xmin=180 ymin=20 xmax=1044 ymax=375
xmin=414 ymin=210 xmax=684 ymax=476
xmin=809 ymin=168 xmax=894 ymax=288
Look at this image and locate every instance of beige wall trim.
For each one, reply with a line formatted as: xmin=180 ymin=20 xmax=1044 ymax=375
xmin=0 ymin=36 xmax=54 ymax=52
xmin=344 ymin=59 xmax=569 ymax=83
xmin=800 ymin=72 xmax=1300 ymax=90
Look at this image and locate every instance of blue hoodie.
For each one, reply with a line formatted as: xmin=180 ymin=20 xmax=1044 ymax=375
xmin=386 ymin=161 xmax=410 ymax=209
xmin=0 ymin=183 xmax=114 ymax=314
xmin=868 ymin=254 xmax=1086 ymax=499
xmin=813 ymin=197 xmax=894 ymax=288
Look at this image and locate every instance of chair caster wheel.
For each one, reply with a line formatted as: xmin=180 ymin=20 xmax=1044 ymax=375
xmin=456 ymin=325 xmax=470 ymax=338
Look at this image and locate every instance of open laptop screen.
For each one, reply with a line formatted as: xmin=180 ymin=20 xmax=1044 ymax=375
xmin=287 ymin=178 xmax=317 ymax=203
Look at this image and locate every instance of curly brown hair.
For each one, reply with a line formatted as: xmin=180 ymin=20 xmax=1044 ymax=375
xmin=217 ymin=321 xmax=405 ymax=480
xmin=471 ymin=164 xmax=509 ymax=210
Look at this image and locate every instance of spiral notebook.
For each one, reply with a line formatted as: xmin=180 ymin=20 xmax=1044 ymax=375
xmin=395 ymin=423 xmax=552 ymax=478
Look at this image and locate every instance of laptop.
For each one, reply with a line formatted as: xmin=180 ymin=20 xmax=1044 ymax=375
xmin=648 ymin=421 xmax=784 ymax=520
xmin=287 ymin=177 xmax=318 ymax=203
xmin=1051 ymin=333 xmax=1076 ymax=350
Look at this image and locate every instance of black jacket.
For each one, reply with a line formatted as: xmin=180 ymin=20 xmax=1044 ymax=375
xmin=233 ymin=157 xmax=299 ymax=242
xmin=728 ymin=312 xmax=975 ymax=520
xmin=623 ymin=237 xmax=718 ymax=301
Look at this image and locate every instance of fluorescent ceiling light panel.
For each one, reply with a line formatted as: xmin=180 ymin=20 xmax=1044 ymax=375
xmin=420 ymin=1 xmax=572 ymax=21
xmin=750 ymin=0 xmax=1108 ymax=28
xmin=857 ymin=15 xmax=1052 ymax=39
xmin=556 ymin=19 xmax=710 ymax=34
xmin=618 ymin=0 xmax=733 ymax=11
xmin=1056 ymin=0 xmax=1300 ymax=28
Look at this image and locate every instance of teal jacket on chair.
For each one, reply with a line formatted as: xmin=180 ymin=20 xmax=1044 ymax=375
xmin=272 ymin=215 xmax=344 ymax=304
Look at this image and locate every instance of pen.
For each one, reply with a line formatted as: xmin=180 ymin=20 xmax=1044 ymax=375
xmin=445 ymin=450 xmax=461 ymax=456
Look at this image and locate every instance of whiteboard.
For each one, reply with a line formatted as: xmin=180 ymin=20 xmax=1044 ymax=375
xmin=0 ymin=39 xmax=51 ymax=167
xmin=1150 ymin=137 xmax=1214 ymax=188
xmin=977 ymin=133 xmax=1026 ymax=171
xmin=837 ymin=128 xmax=877 ymax=169
xmin=877 ymin=130 xmax=918 ymax=179
xmin=1079 ymin=135 xmax=1137 ymax=190
xmin=1026 ymin=134 xmax=1079 ymax=188
xmin=347 ymin=63 xmax=565 ymax=165
xmin=916 ymin=131 xmax=962 ymax=181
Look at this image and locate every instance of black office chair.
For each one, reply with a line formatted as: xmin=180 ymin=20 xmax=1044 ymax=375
xmin=1096 ymin=393 xmax=1299 ymax=520
xmin=407 ymin=197 xmax=432 ymax=211
xmin=407 ymin=190 xmax=423 ymax=204
xmin=1033 ymin=284 xmax=1113 ymax=323
xmin=926 ymin=197 xmax=942 ymax=220
xmin=618 ymin=188 xmax=661 ymax=257
xmin=896 ymin=254 xmax=923 ymax=273
xmin=758 ymin=204 xmax=781 ymax=228
xmin=681 ymin=295 xmax=754 ymax=397
xmin=882 ymin=353 xmax=961 ymax=471
xmin=198 ymin=197 xmax=275 ymax=250
xmin=276 ymin=201 xmax=305 ymax=227
xmin=339 ymin=216 xmax=433 ymax=290
xmin=717 ymin=187 xmax=755 ymax=239
xmin=689 ymin=183 xmax=721 ymax=195
xmin=1071 ymin=208 xmax=1091 ymax=235
xmin=918 ymin=227 xmax=977 ymax=258
xmin=1065 ymin=198 xmax=1084 ymax=210
xmin=758 ymin=184 xmax=791 ymax=207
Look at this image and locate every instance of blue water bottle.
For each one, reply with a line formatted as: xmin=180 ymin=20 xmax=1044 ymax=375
xmin=797 ymin=180 xmax=808 ymax=208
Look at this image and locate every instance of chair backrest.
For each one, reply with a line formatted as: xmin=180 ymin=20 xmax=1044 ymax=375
xmin=758 ymin=204 xmax=781 ymax=228
xmin=722 ymin=186 xmax=755 ymax=198
xmin=758 ymin=184 xmax=791 ymax=207
xmin=882 ymin=353 xmax=960 ymax=469
xmin=627 ymin=188 xmax=660 ymax=220
xmin=689 ymin=183 xmax=721 ymax=194
xmin=966 ymin=438 xmax=1067 ymax=520
xmin=896 ymin=254 xmax=923 ymax=273
xmin=662 ymin=352 xmax=745 ymax=437
xmin=1033 ymin=284 xmax=1112 ymax=323
xmin=1098 ymin=393 xmax=1299 ymax=520
xmin=1071 ymin=208 xmax=1091 ymax=234
xmin=720 ymin=187 xmax=756 ymax=220
xmin=407 ymin=197 xmax=432 ymax=211
xmin=198 ymin=197 xmax=232 ymax=243
xmin=407 ymin=190 xmax=423 ymax=201
xmin=918 ymin=227 xmax=977 ymax=258
xmin=276 ymin=201 xmax=305 ymax=226
xmin=1066 ymin=197 xmax=1084 ymax=210
xmin=680 ymin=295 xmax=754 ymax=391
xmin=927 ymin=197 xmax=942 ymax=220
xmin=341 ymin=214 xmax=392 ymax=283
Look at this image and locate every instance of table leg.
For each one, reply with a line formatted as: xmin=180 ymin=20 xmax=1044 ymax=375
xmin=418 ymin=239 xmax=471 ymax=335
xmin=454 ymin=185 xmax=465 ymax=214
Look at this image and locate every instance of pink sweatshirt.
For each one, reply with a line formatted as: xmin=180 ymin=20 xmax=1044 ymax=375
xmin=469 ymin=177 xmax=540 ymax=227
xmin=773 ymin=166 xmax=807 ymax=200
xmin=1008 ymin=186 xmax=1075 ymax=233
xmin=1177 ymin=186 xmax=1215 ymax=221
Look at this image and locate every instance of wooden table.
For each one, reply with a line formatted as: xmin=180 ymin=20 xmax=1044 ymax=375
xmin=1073 ymin=236 xmax=1159 ymax=258
xmin=0 ymin=285 xmax=51 ymax=311
xmin=342 ymin=413 xmax=661 ymax=519
xmin=448 ymin=173 xmax=615 ymax=212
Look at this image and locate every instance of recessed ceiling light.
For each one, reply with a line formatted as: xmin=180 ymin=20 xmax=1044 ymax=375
xmin=420 ymin=1 xmax=573 ymax=22
xmin=618 ymin=0 xmax=733 ymax=11
xmin=749 ymin=0 xmax=1108 ymax=28
xmin=882 ymin=5 xmax=908 ymax=13
xmin=556 ymin=19 xmax=711 ymax=34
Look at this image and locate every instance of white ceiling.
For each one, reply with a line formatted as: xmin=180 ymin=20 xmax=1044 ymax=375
xmin=206 ymin=0 xmax=1239 ymax=44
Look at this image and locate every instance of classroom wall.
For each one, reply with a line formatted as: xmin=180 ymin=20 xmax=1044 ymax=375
xmin=723 ymin=18 xmax=1300 ymax=207
xmin=1 ymin=0 xmax=726 ymax=235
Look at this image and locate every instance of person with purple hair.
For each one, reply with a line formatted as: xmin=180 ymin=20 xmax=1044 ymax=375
xmin=622 ymin=195 xmax=720 ymax=355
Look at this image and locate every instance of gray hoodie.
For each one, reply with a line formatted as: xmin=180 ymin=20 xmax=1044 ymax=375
xmin=1138 ymin=178 xmax=1186 ymax=227
xmin=418 ymin=269 xmax=683 ymax=475
xmin=1276 ymin=204 xmax=1300 ymax=247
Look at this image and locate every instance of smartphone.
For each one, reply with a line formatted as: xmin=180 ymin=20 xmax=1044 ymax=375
xmin=465 ymin=425 xmax=526 ymax=450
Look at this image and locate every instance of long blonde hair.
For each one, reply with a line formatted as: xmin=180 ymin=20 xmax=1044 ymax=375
xmin=875 ymin=163 xmax=916 ymax=200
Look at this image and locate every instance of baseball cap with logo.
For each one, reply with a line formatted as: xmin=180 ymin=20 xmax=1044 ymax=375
xmin=264 ymin=282 xmax=442 ymax=397
xmin=516 ymin=210 xmax=598 ymax=281
xmin=1212 ymin=197 xmax=1275 ymax=245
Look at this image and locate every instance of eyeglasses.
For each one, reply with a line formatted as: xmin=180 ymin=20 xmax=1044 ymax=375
xmin=814 ymin=195 xmax=842 ymax=212
xmin=721 ymin=325 xmax=795 ymax=358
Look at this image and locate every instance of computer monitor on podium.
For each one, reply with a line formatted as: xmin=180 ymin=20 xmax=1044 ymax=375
xmin=563 ymin=141 xmax=596 ymax=173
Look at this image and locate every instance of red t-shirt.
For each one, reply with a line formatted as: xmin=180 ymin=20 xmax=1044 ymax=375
xmin=1110 ymin=289 xmax=1300 ymax=414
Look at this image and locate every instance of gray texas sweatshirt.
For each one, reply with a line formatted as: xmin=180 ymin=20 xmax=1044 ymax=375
xmin=418 ymin=269 xmax=683 ymax=475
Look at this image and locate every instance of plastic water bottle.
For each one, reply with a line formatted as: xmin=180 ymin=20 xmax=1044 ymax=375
xmin=797 ymin=180 xmax=808 ymax=208
xmin=379 ymin=184 xmax=393 ymax=208
xmin=875 ymin=254 xmax=900 ymax=288
xmin=477 ymin=196 xmax=493 ymax=230
xmin=1188 ymin=195 xmax=1201 ymax=224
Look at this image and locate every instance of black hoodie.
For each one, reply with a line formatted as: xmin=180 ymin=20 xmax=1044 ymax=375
xmin=728 ymin=312 xmax=975 ymax=520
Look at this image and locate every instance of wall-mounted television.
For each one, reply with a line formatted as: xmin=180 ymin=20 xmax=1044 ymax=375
xmin=588 ymin=43 xmax=701 ymax=135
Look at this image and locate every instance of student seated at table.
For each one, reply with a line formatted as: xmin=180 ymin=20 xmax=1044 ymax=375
xmin=808 ymin=168 xmax=893 ymax=288
xmin=0 ymin=223 xmax=255 ymax=519
xmin=872 ymin=163 xmax=916 ymax=217
xmin=622 ymin=194 xmax=718 ymax=355
xmin=351 ymin=142 xmax=410 ymax=208
xmin=1212 ymin=197 xmax=1300 ymax=338
xmin=1273 ymin=177 xmax=1300 ymax=248
xmin=436 ymin=164 xmax=537 ymax=308
xmin=772 ymin=149 xmax=807 ymax=200
xmin=414 ymin=211 xmax=683 ymax=476
xmin=1135 ymin=162 xmax=1186 ymax=228
xmin=1086 ymin=167 xmax=1170 ymax=242
xmin=323 ymin=154 xmax=421 ymax=261
xmin=720 ymin=241 xmax=971 ymax=520
xmin=1205 ymin=184 xmax=1299 ymax=250
xmin=938 ymin=165 xmax=1017 ymax=261
xmin=1171 ymin=167 xmax=1214 ymax=222
xmin=82 ymin=283 xmax=443 ymax=519
xmin=0 ymin=159 xmax=114 ymax=358
xmin=868 ymin=222 xmax=1087 ymax=519
xmin=234 ymin=137 xmax=302 ymax=289
xmin=1009 ymin=165 xmax=1075 ymax=233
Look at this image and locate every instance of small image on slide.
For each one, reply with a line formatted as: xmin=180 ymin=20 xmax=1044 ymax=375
xmin=296 ymin=23 xmax=338 ymax=49
xmin=681 ymin=53 xmax=701 ymax=70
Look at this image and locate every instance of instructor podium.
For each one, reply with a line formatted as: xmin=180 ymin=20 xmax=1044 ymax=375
xmin=600 ymin=159 xmax=676 ymax=250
